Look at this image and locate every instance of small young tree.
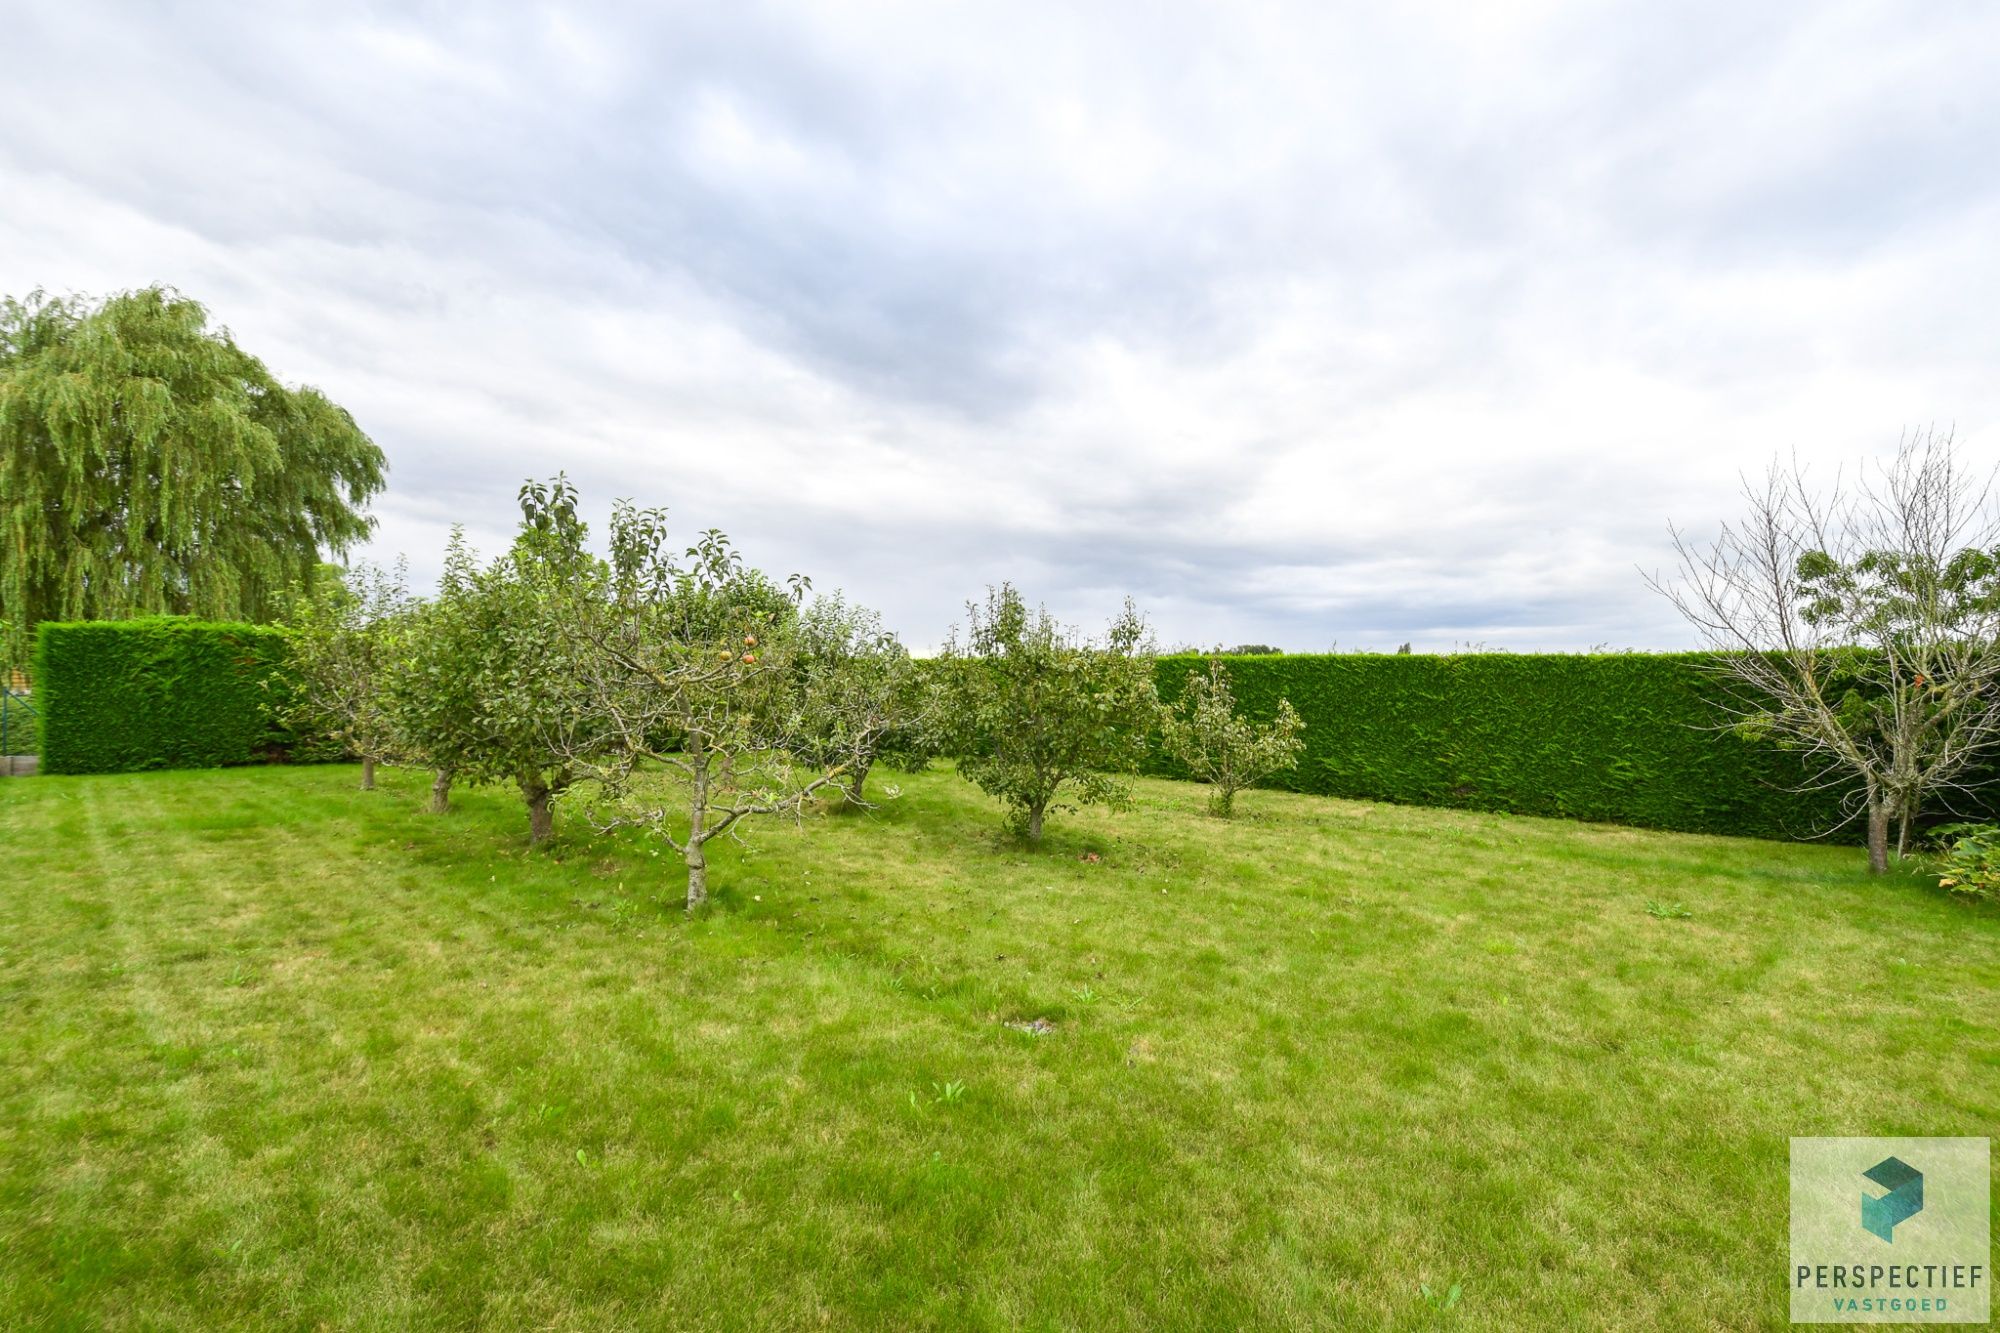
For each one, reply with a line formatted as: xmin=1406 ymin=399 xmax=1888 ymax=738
xmin=381 ymin=480 xmax=603 ymax=843
xmin=466 ymin=479 xmax=607 ymax=845
xmin=938 ymin=584 xmax=1160 ymax=841
xmin=1652 ymin=430 xmax=2000 ymax=872
xmin=793 ymin=592 xmax=930 ymax=806
xmin=281 ymin=560 xmax=412 ymax=789
xmin=522 ymin=490 xmax=862 ymax=909
xmin=1161 ymin=660 xmax=1305 ymax=817
xmin=382 ymin=530 xmax=487 ymax=813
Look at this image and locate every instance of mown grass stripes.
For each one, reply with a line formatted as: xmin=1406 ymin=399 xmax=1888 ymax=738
xmin=1 ymin=763 xmax=1993 ymax=1328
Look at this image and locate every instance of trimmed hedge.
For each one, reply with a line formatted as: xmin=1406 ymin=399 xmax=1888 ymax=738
xmin=34 ymin=618 xmax=308 ymax=774
xmin=25 ymin=622 xmax=1974 ymax=842
xmin=1151 ymin=653 xmax=1877 ymax=842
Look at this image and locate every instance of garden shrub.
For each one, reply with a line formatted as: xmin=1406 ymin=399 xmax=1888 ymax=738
xmin=34 ymin=617 xmax=321 ymax=774
xmin=1931 ymin=823 xmax=2000 ymax=902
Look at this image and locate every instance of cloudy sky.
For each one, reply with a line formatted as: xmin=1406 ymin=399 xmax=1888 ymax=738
xmin=4 ymin=1 xmax=1996 ymax=651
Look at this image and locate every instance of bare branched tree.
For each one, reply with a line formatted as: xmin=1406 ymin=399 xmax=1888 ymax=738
xmin=1651 ymin=429 xmax=2000 ymax=872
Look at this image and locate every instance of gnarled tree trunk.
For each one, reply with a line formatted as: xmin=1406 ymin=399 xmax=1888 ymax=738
xmin=844 ymin=757 xmax=872 ymax=807
xmin=521 ymin=775 xmax=554 ymax=844
xmin=429 ymin=768 xmax=454 ymax=814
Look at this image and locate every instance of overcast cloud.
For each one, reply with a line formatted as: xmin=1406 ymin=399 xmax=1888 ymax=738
xmin=4 ymin=1 xmax=1997 ymax=650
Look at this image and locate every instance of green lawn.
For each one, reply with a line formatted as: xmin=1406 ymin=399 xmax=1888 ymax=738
xmin=1 ymin=764 xmax=1994 ymax=1330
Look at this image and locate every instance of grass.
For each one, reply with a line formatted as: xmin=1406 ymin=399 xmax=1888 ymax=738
xmin=1 ymin=763 xmax=1995 ymax=1330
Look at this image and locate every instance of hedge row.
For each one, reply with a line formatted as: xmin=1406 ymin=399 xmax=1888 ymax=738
xmin=34 ymin=618 xmax=314 ymax=774
xmin=1150 ymin=653 xmax=1888 ymax=842
xmin=27 ymin=620 xmax=1971 ymax=842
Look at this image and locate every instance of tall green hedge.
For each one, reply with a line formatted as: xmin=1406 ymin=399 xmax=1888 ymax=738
xmin=1151 ymin=653 xmax=1882 ymax=842
xmin=34 ymin=618 xmax=308 ymax=774
xmin=24 ymin=623 xmax=1975 ymax=842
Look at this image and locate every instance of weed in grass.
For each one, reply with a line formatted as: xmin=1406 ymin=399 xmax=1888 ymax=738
xmin=904 ymin=1080 xmax=967 ymax=1115
xmin=1420 ymin=1281 xmax=1463 ymax=1314
xmin=1645 ymin=899 xmax=1694 ymax=919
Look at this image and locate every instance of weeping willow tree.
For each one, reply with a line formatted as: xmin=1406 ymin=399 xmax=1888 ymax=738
xmin=0 ymin=286 xmax=387 ymax=669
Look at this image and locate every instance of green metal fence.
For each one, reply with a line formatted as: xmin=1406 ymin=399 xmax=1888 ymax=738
xmin=2 ymin=688 xmax=38 ymax=775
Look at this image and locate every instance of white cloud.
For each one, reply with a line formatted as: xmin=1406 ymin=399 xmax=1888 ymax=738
xmin=3 ymin=0 xmax=1996 ymax=651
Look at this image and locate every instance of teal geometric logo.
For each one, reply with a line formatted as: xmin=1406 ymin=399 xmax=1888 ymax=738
xmin=1861 ymin=1156 xmax=1923 ymax=1242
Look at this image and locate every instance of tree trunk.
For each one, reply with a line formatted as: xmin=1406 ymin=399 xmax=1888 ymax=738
xmin=521 ymin=777 xmax=553 ymax=845
xmin=1209 ymin=785 xmax=1235 ymax=819
xmin=1896 ymin=807 xmax=1912 ymax=860
xmin=429 ymin=768 xmax=454 ymax=814
xmin=686 ymin=838 xmax=708 ymax=910
xmin=845 ymin=757 xmax=872 ymax=807
xmin=685 ymin=744 xmax=710 ymax=910
xmin=360 ymin=756 xmax=376 ymax=791
xmin=1865 ymin=792 xmax=1890 ymax=875
xmin=1026 ymin=803 xmax=1044 ymax=841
